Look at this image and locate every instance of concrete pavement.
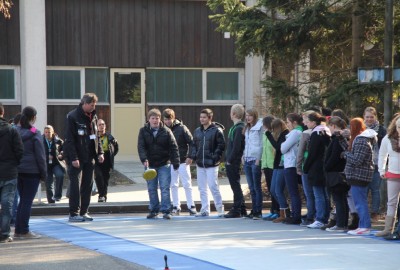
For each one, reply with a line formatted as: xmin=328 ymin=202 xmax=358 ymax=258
xmin=32 ymin=161 xmax=254 ymax=215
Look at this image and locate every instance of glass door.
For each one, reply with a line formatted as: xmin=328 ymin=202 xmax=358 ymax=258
xmin=110 ymin=69 xmax=145 ymax=161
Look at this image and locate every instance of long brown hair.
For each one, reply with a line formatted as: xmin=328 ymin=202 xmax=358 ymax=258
xmin=243 ymin=108 xmax=259 ymax=134
xmin=349 ymin=117 xmax=366 ymax=150
xmin=271 ymin=118 xmax=288 ymax=141
xmin=387 ymin=115 xmax=400 ymax=139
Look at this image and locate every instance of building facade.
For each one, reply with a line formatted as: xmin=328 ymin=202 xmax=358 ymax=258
xmin=0 ymin=0 xmax=264 ymax=160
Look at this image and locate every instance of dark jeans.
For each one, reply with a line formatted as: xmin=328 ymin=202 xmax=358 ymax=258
xmin=284 ymin=167 xmax=302 ymax=219
xmin=94 ymin=161 xmax=111 ymax=198
xmin=15 ymin=174 xmax=40 ymax=234
xmin=331 ymin=190 xmax=349 ymax=228
xmin=263 ymin=168 xmax=279 ymax=213
xmin=46 ymin=164 xmax=65 ymax=202
xmin=226 ymin=163 xmax=246 ymax=213
xmin=244 ymin=160 xmax=263 ymax=212
xmin=0 ymin=179 xmax=17 ymax=237
xmin=68 ymin=160 xmax=94 ymax=216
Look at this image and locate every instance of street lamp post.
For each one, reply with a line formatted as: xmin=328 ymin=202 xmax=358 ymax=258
xmin=384 ymin=0 xmax=394 ymax=127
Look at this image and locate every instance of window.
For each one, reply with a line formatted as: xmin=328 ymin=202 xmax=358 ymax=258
xmin=86 ymin=68 xmax=109 ymax=103
xmin=206 ymin=71 xmax=238 ymax=100
xmin=47 ymin=70 xmax=81 ymax=99
xmin=0 ymin=68 xmax=15 ymax=99
xmin=146 ymin=68 xmax=243 ymax=104
xmin=47 ymin=67 xmax=109 ymax=103
xmin=146 ymin=69 xmax=202 ymax=103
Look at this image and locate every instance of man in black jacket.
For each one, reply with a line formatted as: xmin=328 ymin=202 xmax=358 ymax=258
xmin=95 ymin=119 xmax=119 ymax=203
xmin=0 ymin=103 xmax=24 ymax=242
xmin=224 ymin=104 xmax=247 ymax=218
xmin=162 ymin=108 xmax=197 ymax=216
xmin=191 ymin=108 xmax=225 ymax=217
xmin=138 ymin=108 xmax=180 ymax=219
xmin=64 ymin=93 xmax=104 ymax=222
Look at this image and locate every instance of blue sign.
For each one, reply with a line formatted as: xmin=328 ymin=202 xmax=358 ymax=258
xmin=358 ymin=67 xmax=400 ymax=84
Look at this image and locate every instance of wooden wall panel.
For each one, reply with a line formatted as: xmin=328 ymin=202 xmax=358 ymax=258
xmin=46 ymin=0 xmax=243 ymax=68
xmin=0 ymin=0 xmax=20 ymax=65
xmin=3 ymin=105 xmax=22 ymax=121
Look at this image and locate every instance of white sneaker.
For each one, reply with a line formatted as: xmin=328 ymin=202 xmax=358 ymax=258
xmin=347 ymin=228 xmax=371 ymax=235
xmin=217 ymin=206 xmax=225 ymax=217
xmin=307 ymin=221 xmax=325 ymax=229
xmin=325 ymin=225 xmax=346 ymax=233
xmin=195 ymin=211 xmax=209 ymax=217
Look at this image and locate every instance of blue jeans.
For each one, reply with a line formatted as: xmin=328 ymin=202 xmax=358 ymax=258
xmin=284 ymin=167 xmax=301 ymax=219
xmin=11 ymin=188 xmax=19 ymax=225
xmin=0 ymin=179 xmax=17 ymax=237
xmin=367 ymin=167 xmax=381 ymax=213
xmin=271 ymin=169 xmax=288 ymax=209
xmin=15 ymin=174 xmax=40 ymax=234
xmin=351 ymin=185 xmax=371 ymax=228
xmin=147 ymin=164 xmax=171 ymax=214
xmin=46 ymin=164 xmax=65 ymax=202
xmin=302 ymin=174 xmax=315 ymax=220
xmin=244 ymin=161 xmax=263 ymax=212
xmin=313 ymin=186 xmax=329 ymax=223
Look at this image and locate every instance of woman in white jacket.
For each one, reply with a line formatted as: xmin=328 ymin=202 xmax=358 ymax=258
xmin=281 ymin=113 xmax=304 ymax=224
xmin=243 ymin=109 xmax=264 ymax=220
xmin=377 ymin=115 xmax=400 ymax=237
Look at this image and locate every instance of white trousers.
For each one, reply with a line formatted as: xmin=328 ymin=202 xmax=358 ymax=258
xmin=386 ymin=179 xmax=400 ymax=217
xmin=170 ymin=163 xmax=195 ymax=208
xmin=196 ymin=166 xmax=223 ymax=213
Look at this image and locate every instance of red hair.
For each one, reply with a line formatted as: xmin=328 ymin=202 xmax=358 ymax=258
xmin=349 ymin=117 xmax=366 ymax=150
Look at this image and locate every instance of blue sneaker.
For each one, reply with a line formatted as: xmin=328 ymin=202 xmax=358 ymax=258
xmin=262 ymin=213 xmax=274 ymax=220
xmin=264 ymin=213 xmax=279 ymax=221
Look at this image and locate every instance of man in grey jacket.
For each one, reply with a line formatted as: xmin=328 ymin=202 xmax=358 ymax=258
xmin=0 ymin=103 xmax=24 ymax=243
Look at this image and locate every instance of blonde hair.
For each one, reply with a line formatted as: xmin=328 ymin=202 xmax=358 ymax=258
xmin=231 ymin=104 xmax=245 ymax=119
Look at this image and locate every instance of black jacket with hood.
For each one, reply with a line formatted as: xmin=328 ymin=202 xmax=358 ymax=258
xmin=168 ymin=119 xmax=193 ymax=163
xmin=137 ymin=121 xmax=180 ymax=169
xmin=0 ymin=118 xmax=24 ymax=181
xmin=190 ymin=122 xmax=225 ymax=168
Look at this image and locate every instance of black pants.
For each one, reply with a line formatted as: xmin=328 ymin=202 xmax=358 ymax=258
xmin=94 ymin=162 xmax=111 ymax=198
xmin=263 ymin=168 xmax=279 ymax=213
xmin=331 ymin=189 xmax=349 ymax=228
xmin=226 ymin=163 xmax=246 ymax=213
xmin=68 ymin=160 xmax=94 ymax=216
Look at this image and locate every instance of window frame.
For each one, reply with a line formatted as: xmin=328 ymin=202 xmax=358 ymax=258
xmin=0 ymin=66 xmax=20 ymax=105
xmin=46 ymin=66 xmax=109 ymax=105
xmin=202 ymin=68 xmax=244 ymax=104
xmin=146 ymin=67 xmax=244 ymax=106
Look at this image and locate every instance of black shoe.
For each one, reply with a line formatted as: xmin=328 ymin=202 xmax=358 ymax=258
xmin=147 ymin=212 xmax=159 ymax=219
xmin=252 ymin=211 xmax=263 ymax=220
xmin=321 ymin=219 xmax=336 ymax=230
xmin=80 ymin=213 xmax=94 ymax=221
xmin=283 ymin=217 xmax=302 ymax=225
xmin=0 ymin=235 xmax=13 ymax=243
xmin=224 ymin=210 xmax=241 ymax=218
xmin=163 ymin=213 xmax=172 ymax=220
xmin=241 ymin=209 xmax=248 ymax=217
xmin=385 ymin=232 xmax=400 ymax=241
xmin=244 ymin=210 xmax=254 ymax=219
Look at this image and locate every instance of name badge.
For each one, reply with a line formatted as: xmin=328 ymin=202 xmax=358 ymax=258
xmin=89 ymin=134 xmax=96 ymax=140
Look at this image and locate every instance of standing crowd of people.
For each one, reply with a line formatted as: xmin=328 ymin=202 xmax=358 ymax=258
xmin=1 ymin=94 xmax=400 ymax=243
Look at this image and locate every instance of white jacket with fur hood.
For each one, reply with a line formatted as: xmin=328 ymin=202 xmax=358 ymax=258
xmin=243 ymin=120 xmax=264 ymax=161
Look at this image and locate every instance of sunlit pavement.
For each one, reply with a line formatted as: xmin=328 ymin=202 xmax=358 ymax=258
xmin=26 ymin=213 xmax=399 ymax=270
